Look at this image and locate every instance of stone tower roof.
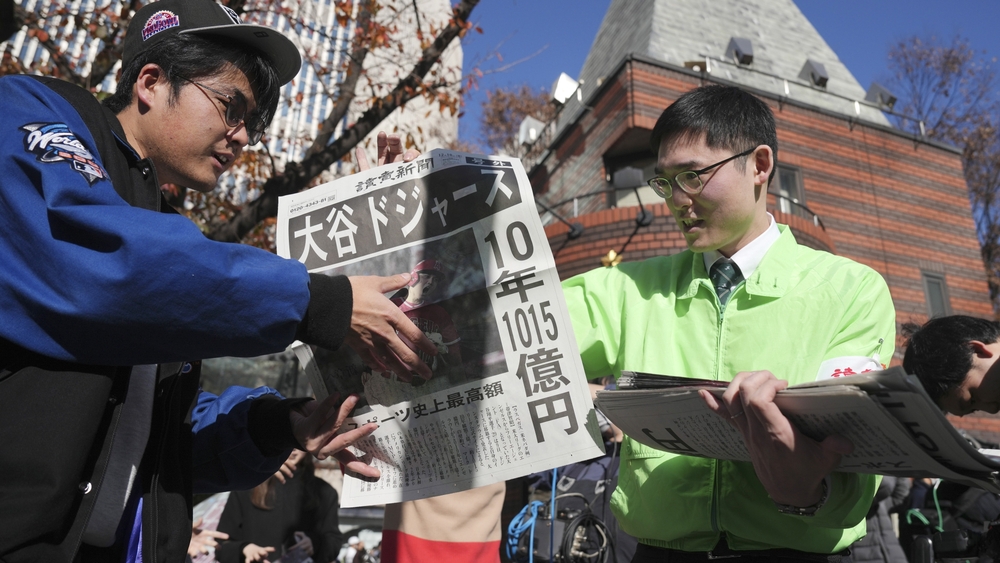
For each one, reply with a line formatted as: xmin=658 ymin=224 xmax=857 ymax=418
xmin=570 ymin=0 xmax=889 ymax=126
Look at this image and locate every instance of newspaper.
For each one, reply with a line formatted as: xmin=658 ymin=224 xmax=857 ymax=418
xmin=276 ymin=149 xmax=605 ymax=507
xmin=596 ymin=367 xmax=1000 ymax=493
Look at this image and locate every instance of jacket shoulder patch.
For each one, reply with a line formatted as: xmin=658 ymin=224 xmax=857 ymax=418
xmin=21 ymin=122 xmax=107 ymax=184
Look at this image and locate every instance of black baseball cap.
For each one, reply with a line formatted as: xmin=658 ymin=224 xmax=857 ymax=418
xmin=123 ymin=0 xmax=302 ymax=85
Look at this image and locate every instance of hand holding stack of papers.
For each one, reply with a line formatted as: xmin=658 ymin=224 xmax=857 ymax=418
xmin=597 ymin=367 xmax=1000 ymax=492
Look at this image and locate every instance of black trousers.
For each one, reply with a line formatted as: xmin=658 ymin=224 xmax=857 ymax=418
xmin=631 ymin=539 xmax=852 ymax=563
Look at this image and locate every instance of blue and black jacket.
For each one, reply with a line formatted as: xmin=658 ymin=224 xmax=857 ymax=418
xmin=0 ymin=75 xmax=351 ymax=563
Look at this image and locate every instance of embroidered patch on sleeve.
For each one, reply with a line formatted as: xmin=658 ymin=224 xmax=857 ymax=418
xmin=21 ymin=122 xmax=107 ymax=185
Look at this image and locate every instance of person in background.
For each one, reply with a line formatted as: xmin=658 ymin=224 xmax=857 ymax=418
xmin=900 ymin=315 xmax=1000 ymax=560
xmin=367 ymin=541 xmax=382 ymax=563
xmin=216 ymin=450 xmax=342 ymax=563
xmin=344 ymin=536 xmax=362 ymax=563
xmin=351 ymin=539 xmax=368 ymax=563
xmin=901 ymin=315 xmax=1000 ymax=415
xmin=850 ymin=476 xmax=910 ymax=563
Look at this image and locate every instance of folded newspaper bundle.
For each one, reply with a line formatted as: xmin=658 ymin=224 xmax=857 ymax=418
xmin=596 ymin=367 xmax=1000 ymax=492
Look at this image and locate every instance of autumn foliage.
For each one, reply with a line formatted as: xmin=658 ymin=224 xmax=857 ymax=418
xmin=479 ymin=83 xmax=555 ymax=156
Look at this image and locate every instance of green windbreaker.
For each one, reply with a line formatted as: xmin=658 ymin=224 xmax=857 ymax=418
xmin=563 ymin=226 xmax=896 ymax=553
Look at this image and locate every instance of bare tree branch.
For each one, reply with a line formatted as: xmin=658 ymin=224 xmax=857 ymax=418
xmin=83 ymin=0 xmax=139 ymax=89
xmin=205 ymin=0 xmax=479 ymax=242
xmin=304 ymin=0 xmax=375 ymax=160
xmin=411 ymin=0 xmax=423 ymax=39
xmin=888 ymin=34 xmax=1000 ymax=313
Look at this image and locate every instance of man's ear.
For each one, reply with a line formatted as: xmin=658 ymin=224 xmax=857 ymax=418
xmin=970 ymin=340 xmax=995 ymax=358
xmin=133 ymin=64 xmax=166 ymax=114
xmin=752 ymin=145 xmax=774 ymax=186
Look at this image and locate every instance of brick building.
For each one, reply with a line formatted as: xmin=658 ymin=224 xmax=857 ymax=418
xmin=527 ymin=0 xmax=999 ymax=443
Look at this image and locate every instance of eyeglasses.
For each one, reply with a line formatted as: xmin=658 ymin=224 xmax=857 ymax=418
xmin=185 ymin=79 xmax=267 ymax=145
xmin=646 ymin=147 xmax=757 ymax=199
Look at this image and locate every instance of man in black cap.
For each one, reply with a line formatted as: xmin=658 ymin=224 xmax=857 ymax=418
xmin=0 ymin=1 xmax=435 ymax=561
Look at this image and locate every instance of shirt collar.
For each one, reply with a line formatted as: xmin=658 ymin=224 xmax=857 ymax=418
xmin=702 ymin=213 xmax=780 ymax=279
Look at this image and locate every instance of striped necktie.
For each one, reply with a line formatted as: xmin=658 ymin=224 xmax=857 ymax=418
xmin=710 ymin=258 xmax=743 ymax=309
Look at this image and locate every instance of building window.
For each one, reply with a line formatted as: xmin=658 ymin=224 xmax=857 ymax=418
xmin=921 ymin=271 xmax=951 ymax=318
xmin=769 ymin=165 xmax=808 ymax=219
xmin=607 ymin=156 xmax=659 ymax=209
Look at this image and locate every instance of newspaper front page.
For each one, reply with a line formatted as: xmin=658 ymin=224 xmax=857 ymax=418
xmin=276 ymin=149 xmax=605 ymax=507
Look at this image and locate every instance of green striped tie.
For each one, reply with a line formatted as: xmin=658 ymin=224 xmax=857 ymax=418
xmin=710 ymin=259 xmax=743 ymax=309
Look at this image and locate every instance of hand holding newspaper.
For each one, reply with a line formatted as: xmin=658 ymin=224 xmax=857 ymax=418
xmin=596 ymin=368 xmax=1000 ymax=493
xmin=276 ymin=150 xmax=605 ymax=507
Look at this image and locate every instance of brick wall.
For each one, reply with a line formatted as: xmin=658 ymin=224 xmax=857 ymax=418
xmin=951 ymin=413 xmax=1000 ymax=448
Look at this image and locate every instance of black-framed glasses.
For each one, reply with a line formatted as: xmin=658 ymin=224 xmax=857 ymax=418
xmin=185 ymin=79 xmax=267 ymax=145
xmin=646 ymin=147 xmax=757 ymax=199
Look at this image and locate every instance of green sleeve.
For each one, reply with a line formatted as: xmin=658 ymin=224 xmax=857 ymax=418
xmin=809 ymin=267 xmax=896 ymax=528
xmin=562 ymin=269 xmax=622 ymax=381
xmin=821 ymin=266 xmax=897 ymax=368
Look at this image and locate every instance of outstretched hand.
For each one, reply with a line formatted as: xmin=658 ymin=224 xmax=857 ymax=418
xmin=188 ymin=518 xmax=228 ymax=557
xmin=348 ymin=132 xmax=436 ymax=381
xmin=356 ymin=131 xmax=420 ymax=169
xmin=242 ymin=543 xmax=274 ymax=563
xmin=273 ymin=454 xmax=297 ymax=485
xmin=346 ymin=274 xmax=437 ymax=381
xmin=700 ymin=370 xmax=853 ymax=508
xmin=290 ymin=393 xmax=381 ymax=479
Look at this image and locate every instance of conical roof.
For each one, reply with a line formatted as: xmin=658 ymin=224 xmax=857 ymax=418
xmin=572 ymin=0 xmax=889 ymax=126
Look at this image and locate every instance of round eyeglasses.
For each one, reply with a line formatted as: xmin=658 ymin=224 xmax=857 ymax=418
xmin=646 ymin=147 xmax=757 ymax=199
xmin=185 ymin=79 xmax=268 ymax=145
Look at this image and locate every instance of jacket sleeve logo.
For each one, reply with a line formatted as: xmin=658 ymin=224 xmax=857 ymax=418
xmin=21 ymin=122 xmax=107 ymax=184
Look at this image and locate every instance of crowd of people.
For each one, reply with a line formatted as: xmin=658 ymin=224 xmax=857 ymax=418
xmin=4 ymin=0 xmax=1000 ymax=562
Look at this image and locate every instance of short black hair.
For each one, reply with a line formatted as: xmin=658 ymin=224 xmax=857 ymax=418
xmin=649 ymin=85 xmax=778 ymax=185
xmin=104 ymin=33 xmax=281 ymax=128
xmin=902 ymin=315 xmax=1000 ymax=404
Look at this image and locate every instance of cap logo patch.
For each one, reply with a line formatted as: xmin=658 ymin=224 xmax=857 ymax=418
xmin=142 ymin=10 xmax=180 ymax=41
xmin=20 ymin=123 xmax=106 ymax=185
xmin=221 ymin=5 xmax=242 ymax=24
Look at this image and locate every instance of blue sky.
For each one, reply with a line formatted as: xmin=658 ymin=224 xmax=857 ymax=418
xmin=455 ymin=0 xmax=1000 ymax=147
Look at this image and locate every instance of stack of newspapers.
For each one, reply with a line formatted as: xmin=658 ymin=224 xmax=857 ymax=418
xmin=595 ymin=367 xmax=1000 ymax=492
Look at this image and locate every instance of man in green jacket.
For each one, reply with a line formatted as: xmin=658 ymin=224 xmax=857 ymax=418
xmin=563 ymin=85 xmax=896 ymax=561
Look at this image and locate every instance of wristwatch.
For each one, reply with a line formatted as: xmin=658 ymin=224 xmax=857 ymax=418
xmin=773 ymin=476 xmax=830 ymax=516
